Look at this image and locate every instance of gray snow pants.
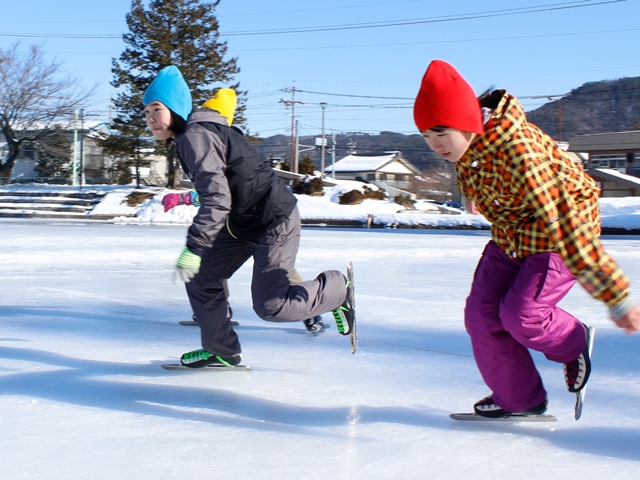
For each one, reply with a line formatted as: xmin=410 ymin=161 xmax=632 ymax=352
xmin=185 ymin=206 xmax=347 ymax=356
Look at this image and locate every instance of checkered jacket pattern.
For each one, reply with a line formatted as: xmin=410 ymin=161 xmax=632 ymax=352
xmin=456 ymin=92 xmax=630 ymax=307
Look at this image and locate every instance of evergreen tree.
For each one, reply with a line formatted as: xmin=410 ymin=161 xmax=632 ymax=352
xmin=33 ymin=126 xmax=72 ymax=184
xmin=108 ymin=0 xmax=245 ymax=187
xmin=298 ymin=155 xmax=317 ymax=175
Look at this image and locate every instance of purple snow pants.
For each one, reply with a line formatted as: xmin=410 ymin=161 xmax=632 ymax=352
xmin=464 ymin=241 xmax=587 ymax=412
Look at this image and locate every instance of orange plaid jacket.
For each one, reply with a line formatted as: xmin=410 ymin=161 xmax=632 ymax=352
xmin=456 ymin=92 xmax=629 ymax=307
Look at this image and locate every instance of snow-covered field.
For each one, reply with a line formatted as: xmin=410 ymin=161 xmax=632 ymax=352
xmin=2 ymin=218 xmax=640 ymax=479
xmin=3 ymin=182 xmax=640 ymax=231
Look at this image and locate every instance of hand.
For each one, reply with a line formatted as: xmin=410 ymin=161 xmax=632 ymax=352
xmin=162 ymin=193 xmax=181 ymax=212
xmin=612 ymin=305 xmax=640 ymax=334
xmin=465 ymin=199 xmax=480 ymax=215
xmin=162 ymin=192 xmax=200 ymax=212
xmin=173 ymin=247 xmax=202 ymax=284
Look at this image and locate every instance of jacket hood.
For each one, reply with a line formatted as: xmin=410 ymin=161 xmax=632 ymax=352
xmin=186 ymin=108 xmax=228 ymax=126
xmin=470 ymin=92 xmax=527 ymax=159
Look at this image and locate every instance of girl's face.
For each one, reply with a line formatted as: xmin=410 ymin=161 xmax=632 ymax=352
xmin=420 ymin=127 xmax=475 ymax=163
xmin=145 ymin=101 xmax=175 ymax=140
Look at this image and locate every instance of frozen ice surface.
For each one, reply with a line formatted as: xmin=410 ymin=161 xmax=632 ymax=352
xmin=2 ymin=219 xmax=640 ymax=479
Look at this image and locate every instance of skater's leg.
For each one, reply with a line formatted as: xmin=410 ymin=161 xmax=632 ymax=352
xmin=465 ymin=241 xmax=547 ymax=412
xmin=500 ymin=252 xmax=586 ymax=363
xmin=187 ymin=232 xmax=251 ymax=356
xmin=289 ymin=267 xmax=304 ymax=285
xmin=288 ymin=266 xmax=327 ymax=332
xmin=222 ymin=278 xmax=230 ymax=299
xmin=250 ymin=207 xmax=346 ymax=321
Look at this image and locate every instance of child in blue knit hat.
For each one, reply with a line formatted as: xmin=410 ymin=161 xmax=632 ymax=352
xmin=143 ymin=66 xmax=354 ymax=368
xmin=143 ymin=66 xmax=192 ymax=141
xmin=159 ymin=87 xmax=326 ymax=334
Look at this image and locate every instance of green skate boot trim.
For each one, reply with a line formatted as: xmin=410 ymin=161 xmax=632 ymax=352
xmin=181 ymin=349 xmax=213 ymax=366
xmin=180 ymin=349 xmax=241 ymax=368
xmin=214 ymin=355 xmax=234 ymax=366
xmin=332 ymin=306 xmax=351 ymax=334
xmin=332 ymin=278 xmax=353 ymax=335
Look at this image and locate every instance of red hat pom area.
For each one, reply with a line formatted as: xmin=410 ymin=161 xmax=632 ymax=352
xmin=413 ymin=60 xmax=484 ymax=135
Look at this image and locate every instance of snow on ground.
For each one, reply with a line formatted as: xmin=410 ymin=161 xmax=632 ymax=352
xmin=7 ymin=181 xmax=636 ymax=230
xmin=111 ymin=184 xmax=640 ymax=230
xmin=2 ymin=179 xmax=640 ymax=231
xmin=2 ymin=218 xmax=640 ymax=479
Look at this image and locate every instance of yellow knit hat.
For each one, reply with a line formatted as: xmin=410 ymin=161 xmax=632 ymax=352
xmin=202 ymin=88 xmax=237 ymax=126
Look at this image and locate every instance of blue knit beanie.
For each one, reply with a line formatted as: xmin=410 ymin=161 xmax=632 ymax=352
xmin=143 ymin=66 xmax=193 ymax=121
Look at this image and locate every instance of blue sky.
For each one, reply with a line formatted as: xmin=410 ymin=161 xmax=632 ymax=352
xmin=1 ymin=0 xmax=639 ymax=138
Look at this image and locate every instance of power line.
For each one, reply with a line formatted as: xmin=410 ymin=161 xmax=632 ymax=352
xmin=227 ymin=27 xmax=640 ymax=53
xmin=220 ymin=1 xmax=625 ymax=36
xmin=294 ymin=88 xmax=411 ymax=100
xmin=0 ymin=32 xmax=121 ymax=39
xmin=0 ymin=1 xmax=626 ymax=39
xmin=269 ymin=83 xmax=640 ymax=106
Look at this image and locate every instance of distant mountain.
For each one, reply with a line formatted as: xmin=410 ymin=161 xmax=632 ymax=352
xmin=253 ymin=76 xmax=640 ymax=172
xmin=526 ymin=76 xmax=640 ymax=141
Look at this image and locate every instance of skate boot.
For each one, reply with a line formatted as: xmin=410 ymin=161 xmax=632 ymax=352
xmin=564 ymin=323 xmax=594 ymax=392
xmin=180 ymin=349 xmax=242 ymax=368
xmin=304 ymin=316 xmax=326 ymax=333
xmin=191 ymin=300 xmax=238 ymax=326
xmin=332 ymin=277 xmax=354 ymax=336
xmin=474 ymin=395 xmax=548 ymax=418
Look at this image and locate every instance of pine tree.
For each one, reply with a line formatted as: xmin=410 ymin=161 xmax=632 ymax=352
xmin=298 ymin=155 xmax=317 ymax=175
xmin=108 ymin=0 xmax=244 ymax=187
xmin=33 ymin=126 xmax=72 ymax=184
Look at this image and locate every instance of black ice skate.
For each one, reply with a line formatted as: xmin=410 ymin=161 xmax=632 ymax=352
xmin=331 ymin=262 xmax=357 ymax=354
xmin=564 ymin=323 xmax=594 ymax=393
xmin=473 ymin=395 xmax=549 ymax=419
xmin=180 ymin=349 xmax=242 ymax=368
xmin=303 ymin=316 xmax=326 ymax=333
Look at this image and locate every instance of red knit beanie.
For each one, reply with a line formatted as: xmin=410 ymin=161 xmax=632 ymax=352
xmin=413 ymin=60 xmax=483 ymax=134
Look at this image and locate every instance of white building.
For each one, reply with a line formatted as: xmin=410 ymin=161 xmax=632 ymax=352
xmin=324 ymin=151 xmax=421 ymax=196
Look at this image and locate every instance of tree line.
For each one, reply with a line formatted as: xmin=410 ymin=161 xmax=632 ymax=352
xmin=2 ymin=0 xmax=640 ymax=186
xmin=0 ymin=0 xmax=242 ymax=187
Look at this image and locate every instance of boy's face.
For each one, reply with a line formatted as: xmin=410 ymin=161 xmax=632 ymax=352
xmin=420 ymin=127 xmax=475 ymax=163
xmin=145 ymin=101 xmax=175 ymax=141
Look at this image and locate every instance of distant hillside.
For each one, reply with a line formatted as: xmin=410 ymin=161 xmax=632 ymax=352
xmin=252 ymin=76 xmax=640 ymax=172
xmin=526 ymin=76 xmax=640 ymax=141
xmin=253 ymin=131 xmax=445 ymax=173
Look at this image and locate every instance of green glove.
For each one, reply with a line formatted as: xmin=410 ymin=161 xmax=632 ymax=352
xmin=173 ymin=247 xmax=202 ymax=284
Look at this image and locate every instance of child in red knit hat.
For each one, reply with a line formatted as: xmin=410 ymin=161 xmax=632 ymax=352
xmin=414 ymin=59 xmax=640 ymax=419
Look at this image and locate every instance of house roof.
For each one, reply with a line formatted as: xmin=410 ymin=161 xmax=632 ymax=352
xmin=325 ymin=151 xmax=420 ymax=174
xmin=569 ymin=130 xmax=640 ymax=154
xmin=0 ymin=120 xmax=110 ymax=141
xmin=587 ymin=168 xmax=640 ymax=189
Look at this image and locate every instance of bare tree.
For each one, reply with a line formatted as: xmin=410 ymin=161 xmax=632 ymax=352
xmin=0 ymin=42 xmax=94 ymax=184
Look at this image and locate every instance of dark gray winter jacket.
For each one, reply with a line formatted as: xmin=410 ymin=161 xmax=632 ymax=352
xmin=175 ymin=109 xmax=297 ymax=251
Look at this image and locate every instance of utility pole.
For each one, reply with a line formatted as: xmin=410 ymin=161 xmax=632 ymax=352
xmin=530 ymin=93 xmax=569 ymax=142
xmin=72 ymin=110 xmax=79 ymax=186
xmin=331 ymin=132 xmax=336 ymax=180
xmin=294 ymin=120 xmax=300 ymax=174
xmin=557 ymin=100 xmax=563 ymax=142
xmin=320 ymin=102 xmax=327 ymax=177
xmin=79 ymin=109 xmax=85 ymax=186
xmin=280 ymin=87 xmax=304 ymax=173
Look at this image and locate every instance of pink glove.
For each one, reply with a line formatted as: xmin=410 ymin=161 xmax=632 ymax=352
xmin=162 ymin=192 xmax=200 ymax=212
xmin=162 ymin=193 xmax=181 ymax=212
